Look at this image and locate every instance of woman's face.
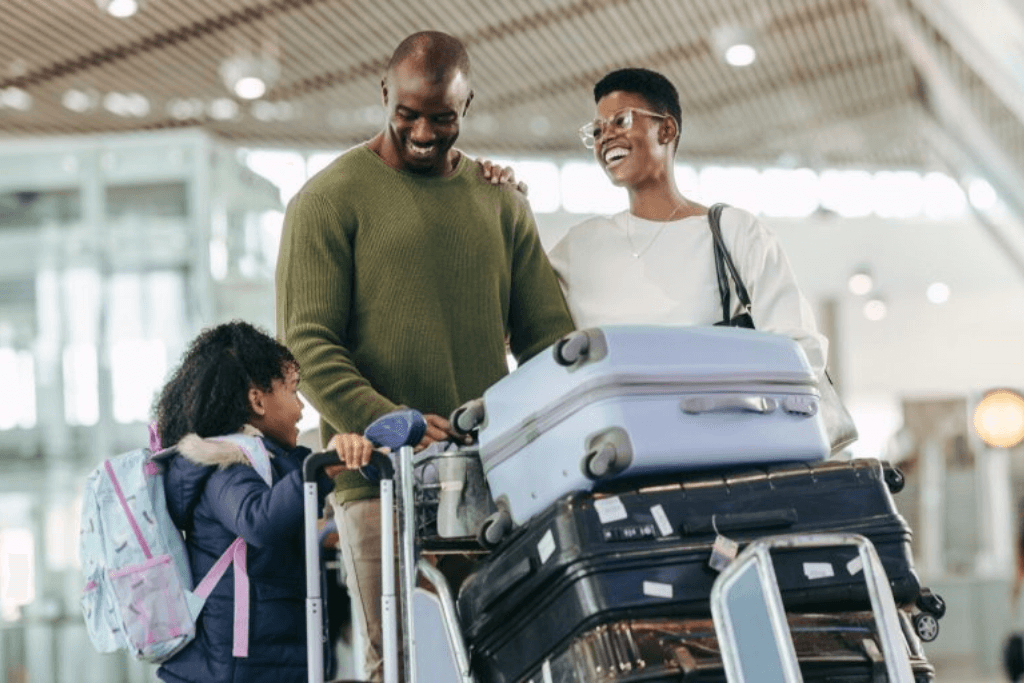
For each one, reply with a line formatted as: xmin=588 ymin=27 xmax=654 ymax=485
xmin=592 ymin=90 xmax=674 ymax=189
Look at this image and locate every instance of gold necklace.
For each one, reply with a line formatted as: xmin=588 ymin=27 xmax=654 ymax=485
xmin=626 ymin=204 xmax=685 ymax=259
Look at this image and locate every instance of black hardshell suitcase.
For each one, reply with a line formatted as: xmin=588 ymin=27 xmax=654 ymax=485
xmin=522 ymin=613 xmax=934 ymax=683
xmin=458 ymin=458 xmax=919 ymax=683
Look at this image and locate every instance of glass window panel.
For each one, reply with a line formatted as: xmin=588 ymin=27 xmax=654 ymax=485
xmin=112 ymin=339 xmax=166 ymax=424
xmin=0 ymin=189 xmax=80 ymax=229
xmin=819 ymin=170 xmax=873 ymax=217
xmin=105 ymin=182 xmax=187 ymax=220
xmin=922 ymin=173 xmax=967 ymax=219
xmin=760 ymin=169 xmax=819 ymax=218
xmin=698 ymin=167 xmax=762 ymax=214
xmin=560 ymin=162 xmax=628 ymax=214
xmin=245 ymin=150 xmax=307 ymax=205
xmin=0 ymin=349 xmax=35 ymax=429
xmin=0 ymin=528 xmax=36 ymax=621
xmin=63 ymin=343 xmax=98 ymax=426
xmin=873 ymin=171 xmax=924 ymax=219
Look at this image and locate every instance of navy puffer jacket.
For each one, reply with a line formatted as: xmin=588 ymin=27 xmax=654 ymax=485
xmin=156 ymin=427 xmax=334 ymax=683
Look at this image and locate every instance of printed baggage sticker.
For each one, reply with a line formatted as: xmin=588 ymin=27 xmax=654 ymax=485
xmin=594 ymin=496 xmax=628 ymax=524
xmin=650 ymin=504 xmax=673 ymax=536
xmin=537 ymin=530 xmax=557 ymax=564
xmin=708 ymin=534 xmax=739 ymax=572
xmin=803 ymin=562 xmax=835 ymax=580
xmin=643 ymin=581 xmax=674 ymax=599
xmin=846 ymin=556 xmax=864 ymax=576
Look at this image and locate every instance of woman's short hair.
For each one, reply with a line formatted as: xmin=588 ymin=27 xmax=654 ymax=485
xmin=594 ymin=67 xmax=682 ymax=134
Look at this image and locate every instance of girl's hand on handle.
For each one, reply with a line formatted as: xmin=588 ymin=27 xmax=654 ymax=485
xmin=328 ymin=432 xmax=376 ymax=471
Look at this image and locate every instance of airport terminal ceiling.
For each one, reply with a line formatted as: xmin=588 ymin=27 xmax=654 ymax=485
xmin=3 ymin=0 xmax=1022 ymax=171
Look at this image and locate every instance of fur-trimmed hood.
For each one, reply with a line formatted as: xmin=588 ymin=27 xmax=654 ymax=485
xmin=175 ymin=424 xmax=268 ymax=469
xmin=163 ymin=425 xmax=275 ymax=529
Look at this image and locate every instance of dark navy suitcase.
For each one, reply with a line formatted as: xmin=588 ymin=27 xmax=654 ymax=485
xmin=521 ymin=614 xmax=934 ymax=683
xmin=457 ymin=458 xmax=920 ymax=683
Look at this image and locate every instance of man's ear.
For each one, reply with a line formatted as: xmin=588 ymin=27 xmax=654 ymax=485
xmin=248 ymin=387 xmax=266 ymax=417
xmin=381 ymin=78 xmax=389 ymax=108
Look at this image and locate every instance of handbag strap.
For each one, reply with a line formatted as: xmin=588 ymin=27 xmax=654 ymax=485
xmin=708 ymin=203 xmax=753 ymax=321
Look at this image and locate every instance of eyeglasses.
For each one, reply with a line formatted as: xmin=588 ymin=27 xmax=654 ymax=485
xmin=578 ymin=108 xmax=671 ymax=149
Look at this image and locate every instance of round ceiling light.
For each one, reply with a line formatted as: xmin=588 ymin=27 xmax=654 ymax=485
xmin=973 ymin=389 xmax=1024 ymax=449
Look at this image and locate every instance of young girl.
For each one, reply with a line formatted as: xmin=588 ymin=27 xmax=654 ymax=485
xmin=154 ymin=320 xmax=372 ymax=683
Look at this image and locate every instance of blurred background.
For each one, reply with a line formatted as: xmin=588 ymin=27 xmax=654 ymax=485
xmin=2 ymin=0 xmax=1024 ymax=680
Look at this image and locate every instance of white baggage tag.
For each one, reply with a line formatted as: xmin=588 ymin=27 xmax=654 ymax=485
xmin=707 ymin=516 xmax=739 ymax=572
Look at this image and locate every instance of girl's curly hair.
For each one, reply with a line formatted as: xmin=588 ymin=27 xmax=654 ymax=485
xmin=154 ymin=320 xmax=298 ymax=448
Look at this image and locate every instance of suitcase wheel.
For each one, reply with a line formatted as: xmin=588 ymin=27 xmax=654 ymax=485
xmin=450 ymin=398 xmax=485 ymax=436
xmin=913 ymin=612 xmax=940 ymax=642
xmin=915 ymin=589 xmax=946 ymax=619
xmin=883 ymin=466 xmax=906 ymax=494
xmin=553 ymin=331 xmax=590 ymax=366
xmin=477 ymin=509 xmax=513 ymax=549
xmin=583 ymin=428 xmax=634 ymax=480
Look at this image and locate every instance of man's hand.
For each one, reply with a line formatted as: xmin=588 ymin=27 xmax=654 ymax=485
xmin=328 ymin=432 xmax=376 ymax=471
xmin=417 ymin=413 xmax=472 ymax=450
xmin=476 ymin=158 xmax=528 ymax=196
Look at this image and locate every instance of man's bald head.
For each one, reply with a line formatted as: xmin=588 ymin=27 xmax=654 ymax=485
xmin=385 ymin=31 xmax=471 ymax=86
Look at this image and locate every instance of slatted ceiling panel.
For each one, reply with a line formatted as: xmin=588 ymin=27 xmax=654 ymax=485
xmin=0 ymin=0 xmax=1013 ymax=170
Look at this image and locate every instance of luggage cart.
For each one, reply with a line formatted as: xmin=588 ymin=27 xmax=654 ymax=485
xmin=380 ymin=441 xmax=490 ymax=683
xmin=301 ymin=424 xmax=488 ymax=683
xmin=711 ymin=533 xmax=917 ymax=683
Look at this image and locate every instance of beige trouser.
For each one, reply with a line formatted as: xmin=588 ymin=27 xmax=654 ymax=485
xmin=330 ymin=494 xmax=400 ymax=683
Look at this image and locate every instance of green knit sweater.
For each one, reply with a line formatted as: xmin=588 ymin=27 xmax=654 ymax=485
xmin=276 ymin=145 xmax=574 ymax=502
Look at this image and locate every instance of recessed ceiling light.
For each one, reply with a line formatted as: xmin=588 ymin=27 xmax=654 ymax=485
xmin=234 ymin=76 xmax=267 ymax=100
xmin=863 ymin=298 xmax=887 ymax=321
xmin=62 ymin=89 xmax=98 ymax=113
xmin=219 ymin=53 xmax=279 ymax=101
xmin=208 ymin=98 xmax=240 ymax=121
xmin=724 ymin=44 xmax=756 ymax=67
xmin=712 ymin=26 xmax=758 ymax=68
xmin=926 ymin=282 xmax=950 ymax=304
xmin=847 ymin=270 xmax=873 ymax=296
xmin=0 ymin=87 xmax=32 ymax=111
xmin=97 ymin=0 xmax=141 ymax=18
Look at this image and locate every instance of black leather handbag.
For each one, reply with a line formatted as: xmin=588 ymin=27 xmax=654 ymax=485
xmin=708 ymin=203 xmax=858 ymax=455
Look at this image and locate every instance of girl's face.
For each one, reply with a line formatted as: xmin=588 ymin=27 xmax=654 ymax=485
xmin=249 ymin=366 xmax=304 ymax=449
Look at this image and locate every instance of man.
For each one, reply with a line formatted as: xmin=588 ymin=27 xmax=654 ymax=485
xmin=275 ymin=30 xmax=573 ymax=681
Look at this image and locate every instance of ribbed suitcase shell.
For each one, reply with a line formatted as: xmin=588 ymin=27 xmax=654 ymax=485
xmin=478 ymin=326 xmax=829 ymax=524
xmin=520 ymin=614 xmax=934 ymax=683
xmin=458 ymin=459 xmax=919 ymax=683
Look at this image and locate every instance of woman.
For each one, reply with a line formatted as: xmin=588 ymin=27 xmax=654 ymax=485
xmin=547 ymin=67 xmax=828 ymax=376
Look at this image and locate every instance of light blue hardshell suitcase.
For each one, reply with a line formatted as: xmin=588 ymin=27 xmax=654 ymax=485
xmin=454 ymin=326 xmax=830 ymax=525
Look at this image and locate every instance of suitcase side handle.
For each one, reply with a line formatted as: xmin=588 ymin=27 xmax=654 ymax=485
xmin=683 ymin=509 xmax=798 ymax=535
xmin=682 ymin=394 xmax=778 ymax=414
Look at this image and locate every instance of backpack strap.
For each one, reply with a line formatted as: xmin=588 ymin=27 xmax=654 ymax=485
xmin=193 ymin=537 xmax=251 ymax=657
xmin=103 ymin=459 xmax=153 ymax=559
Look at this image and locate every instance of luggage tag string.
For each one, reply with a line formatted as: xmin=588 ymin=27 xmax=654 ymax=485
xmin=708 ymin=514 xmax=739 ymax=572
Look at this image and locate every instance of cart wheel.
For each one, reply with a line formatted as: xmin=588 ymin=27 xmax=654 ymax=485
xmin=478 ymin=510 xmax=512 ymax=549
xmin=553 ymin=331 xmax=590 ymax=366
xmin=913 ymin=612 xmax=940 ymax=642
xmin=451 ymin=398 xmax=485 ymax=436
xmin=916 ymin=589 xmax=946 ymax=619
xmin=883 ymin=466 xmax=906 ymax=494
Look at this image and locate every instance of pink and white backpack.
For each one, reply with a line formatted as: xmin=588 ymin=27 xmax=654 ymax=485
xmin=78 ymin=432 xmax=269 ymax=662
